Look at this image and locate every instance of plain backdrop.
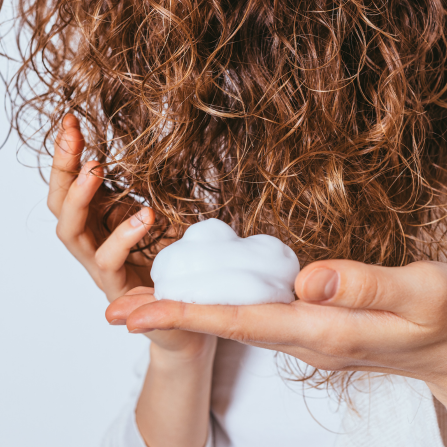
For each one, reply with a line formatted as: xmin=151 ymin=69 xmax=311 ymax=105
xmin=0 ymin=4 xmax=149 ymax=446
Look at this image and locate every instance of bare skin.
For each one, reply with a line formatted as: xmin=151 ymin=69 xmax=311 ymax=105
xmin=109 ymin=253 xmax=447 ymax=410
xmin=48 ymin=113 xmax=216 ymax=447
xmin=52 ymin=114 xmax=447 ymax=446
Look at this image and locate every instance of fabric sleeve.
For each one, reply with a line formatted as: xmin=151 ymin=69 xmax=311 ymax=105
xmin=101 ymin=347 xmax=150 ymax=447
xmin=101 ymin=345 xmax=214 ymax=447
xmin=101 ymin=401 xmax=149 ymax=447
xmin=334 ymin=375 xmax=445 ymax=447
xmin=102 ymin=405 xmax=214 ymax=447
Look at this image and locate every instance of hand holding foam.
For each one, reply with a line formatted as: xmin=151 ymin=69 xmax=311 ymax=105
xmin=151 ymin=219 xmax=300 ymax=305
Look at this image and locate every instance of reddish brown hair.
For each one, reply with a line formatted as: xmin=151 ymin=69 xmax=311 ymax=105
xmin=9 ymin=0 xmax=447 ymax=393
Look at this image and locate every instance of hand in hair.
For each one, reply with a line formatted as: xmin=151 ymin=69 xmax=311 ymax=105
xmin=107 ymin=259 xmax=447 ymax=408
xmin=49 ymin=113 xmax=217 ymax=447
xmin=48 ymin=112 xmax=217 ymax=357
xmin=48 ymin=113 xmax=156 ymax=300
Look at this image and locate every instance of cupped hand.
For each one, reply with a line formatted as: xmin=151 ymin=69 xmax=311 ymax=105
xmin=50 ymin=114 xmax=216 ymax=359
xmin=106 ymin=258 xmax=447 ymax=405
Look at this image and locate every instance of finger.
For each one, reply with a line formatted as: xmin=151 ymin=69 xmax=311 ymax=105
xmin=48 ymin=114 xmax=85 ymax=217
xmin=95 ymin=208 xmax=155 ymax=272
xmin=295 ymin=259 xmax=447 ymax=321
xmin=123 ymin=294 xmax=420 ymax=354
xmin=94 ymin=208 xmax=155 ymax=297
xmin=105 ymin=291 xmax=156 ymax=324
xmin=56 ymin=161 xmax=103 ymax=260
xmin=123 ymin=299 xmax=323 ymax=345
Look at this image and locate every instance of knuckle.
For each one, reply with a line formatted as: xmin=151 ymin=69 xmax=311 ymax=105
xmin=337 ymin=341 xmax=367 ymax=361
xmin=301 ymin=351 xmax=349 ymax=372
xmin=318 ymin=336 xmax=345 ymax=358
xmin=47 ymin=197 xmax=58 ymax=216
xmin=407 ymin=261 xmax=447 ymax=315
xmin=310 ymin=358 xmax=347 ymax=372
xmin=63 ymin=190 xmax=82 ymax=210
xmin=220 ymin=306 xmax=244 ymax=341
xmin=416 ymin=261 xmax=447 ymax=295
xmin=94 ymin=249 xmax=110 ymax=271
xmin=56 ymin=220 xmax=82 ymax=246
xmin=55 ymin=222 xmax=70 ymax=243
xmin=352 ymin=268 xmax=380 ymax=309
xmin=153 ymin=301 xmax=181 ymax=329
xmin=317 ymin=325 xmax=365 ymax=361
xmin=175 ymin=301 xmax=188 ymax=328
xmin=220 ymin=307 xmax=257 ymax=343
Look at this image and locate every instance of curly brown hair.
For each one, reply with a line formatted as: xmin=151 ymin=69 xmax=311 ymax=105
xmin=8 ymin=0 xmax=447 ymax=394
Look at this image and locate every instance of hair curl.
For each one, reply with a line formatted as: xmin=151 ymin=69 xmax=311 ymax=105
xmin=7 ymin=0 xmax=447 ymax=396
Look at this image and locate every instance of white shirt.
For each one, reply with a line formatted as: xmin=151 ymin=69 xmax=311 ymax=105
xmin=102 ymin=338 xmax=444 ymax=447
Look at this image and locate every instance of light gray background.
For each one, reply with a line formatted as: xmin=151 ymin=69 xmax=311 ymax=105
xmin=0 ymin=4 xmax=149 ymax=445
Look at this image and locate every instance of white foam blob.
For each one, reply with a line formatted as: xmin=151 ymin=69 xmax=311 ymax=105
xmin=151 ymin=218 xmax=300 ymax=305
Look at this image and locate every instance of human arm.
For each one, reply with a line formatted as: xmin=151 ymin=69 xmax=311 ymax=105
xmin=134 ymin=341 xmax=216 ymax=447
xmin=49 ymin=113 xmax=216 ymax=447
xmin=106 ymin=258 xmax=447 ymax=409
xmin=111 ymin=290 xmax=217 ymax=447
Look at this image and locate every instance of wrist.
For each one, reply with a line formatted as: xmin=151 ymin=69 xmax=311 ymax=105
xmin=150 ymin=335 xmax=217 ymax=369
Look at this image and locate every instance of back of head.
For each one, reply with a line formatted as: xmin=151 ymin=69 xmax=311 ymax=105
xmin=9 ymin=0 xmax=447 ymax=394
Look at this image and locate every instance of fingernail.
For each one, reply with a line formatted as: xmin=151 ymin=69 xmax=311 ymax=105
xmin=129 ymin=328 xmax=154 ymax=334
xmin=109 ymin=319 xmax=126 ymax=325
xmin=76 ymin=164 xmax=89 ymax=185
xmin=130 ymin=208 xmax=151 ymax=228
xmin=302 ymin=268 xmax=339 ymax=301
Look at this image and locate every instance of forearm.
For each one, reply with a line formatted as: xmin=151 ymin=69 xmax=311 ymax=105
xmin=135 ymin=339 xmax=217 ymax=447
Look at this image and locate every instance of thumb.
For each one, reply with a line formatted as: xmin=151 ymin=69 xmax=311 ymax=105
xmin=295 ymin=259 xmax=447 ymax=319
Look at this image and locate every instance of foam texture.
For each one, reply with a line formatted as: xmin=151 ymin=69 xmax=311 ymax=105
xmin=151 ymin=218 xmax=300 ymax=305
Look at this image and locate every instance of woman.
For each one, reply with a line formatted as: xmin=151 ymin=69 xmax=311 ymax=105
xmin=11 ymin=0 xmax=447 ymax=445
